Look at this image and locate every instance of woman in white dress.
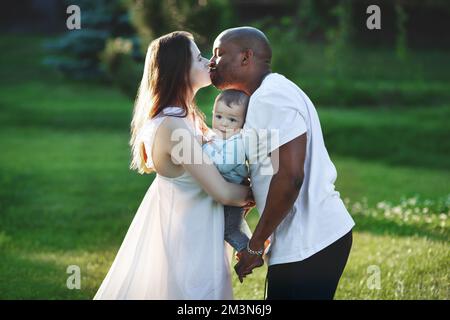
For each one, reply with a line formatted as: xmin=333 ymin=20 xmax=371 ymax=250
xmin=93 ymin=31 xmax=253 ymax=300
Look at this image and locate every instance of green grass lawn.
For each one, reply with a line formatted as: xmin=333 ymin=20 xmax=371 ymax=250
xmin=0 ymin=35 xmax=448 ymax=299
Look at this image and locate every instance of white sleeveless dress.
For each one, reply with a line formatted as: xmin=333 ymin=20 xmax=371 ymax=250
xmin=94 ymin=107 xmax=233 ymax=300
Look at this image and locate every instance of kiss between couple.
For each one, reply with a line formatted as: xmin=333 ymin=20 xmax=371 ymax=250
xmin=94 ymin=27 xmax=355 ymax=300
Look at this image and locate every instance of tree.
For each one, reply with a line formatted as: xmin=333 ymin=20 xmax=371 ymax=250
xmin=127 ymin=0 xmax=234 ymax=51
xmin=44 ymin=0 xmax=136 ymax=80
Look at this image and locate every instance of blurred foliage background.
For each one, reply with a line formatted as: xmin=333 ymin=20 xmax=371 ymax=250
xmin=0 ymin=0 xmax=449 ymax=299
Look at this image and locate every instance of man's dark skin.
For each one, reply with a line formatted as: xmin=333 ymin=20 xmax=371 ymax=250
xmin=209 ymin=27 xmax=307 ymax=282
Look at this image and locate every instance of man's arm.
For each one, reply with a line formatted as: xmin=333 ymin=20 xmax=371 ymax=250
xmin=249 ymin=132 xmax=307 ymax=250
xmin=235 ymin=133 xmax=307 ymax=280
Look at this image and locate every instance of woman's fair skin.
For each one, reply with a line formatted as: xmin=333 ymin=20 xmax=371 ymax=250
xmin=148 ymin=40 xmax=252 ymax=207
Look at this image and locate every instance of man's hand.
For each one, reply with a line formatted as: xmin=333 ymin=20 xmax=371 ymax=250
xmin=234 ymin=245 xmax=265 ymax=283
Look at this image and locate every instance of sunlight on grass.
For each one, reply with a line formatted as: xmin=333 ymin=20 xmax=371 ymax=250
xmin=230 ymin=231 xmax=449 ymax=300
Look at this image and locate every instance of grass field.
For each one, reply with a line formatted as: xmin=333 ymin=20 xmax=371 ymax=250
xmin=0 ymin=35 xmax=448 ymax=299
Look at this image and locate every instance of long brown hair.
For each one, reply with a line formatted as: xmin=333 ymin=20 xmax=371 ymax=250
xmin=130 ymin=31 xmax=208 ymax=174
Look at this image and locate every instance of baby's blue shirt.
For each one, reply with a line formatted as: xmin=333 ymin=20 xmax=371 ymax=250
xmin=202 ymin=132 xmax=248 ymax=184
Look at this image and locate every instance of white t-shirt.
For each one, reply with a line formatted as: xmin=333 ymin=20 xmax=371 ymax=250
xmin=243 ymin=73 xmax=355 ymax=266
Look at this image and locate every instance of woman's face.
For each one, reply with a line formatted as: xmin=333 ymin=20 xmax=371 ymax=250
xmin=189 ymin=40 xmax=211 ymax=91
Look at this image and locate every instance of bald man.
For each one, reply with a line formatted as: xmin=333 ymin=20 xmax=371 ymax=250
xmin=209 ymin=27 xmax=355 ymax=300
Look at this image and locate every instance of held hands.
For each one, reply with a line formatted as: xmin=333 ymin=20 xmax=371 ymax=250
xmin=234 ymin=240 xmax=269 ymax=283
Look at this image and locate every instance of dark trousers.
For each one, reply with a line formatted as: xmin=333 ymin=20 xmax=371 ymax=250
xmin=266 ymin=230 xmax=353 ymax=300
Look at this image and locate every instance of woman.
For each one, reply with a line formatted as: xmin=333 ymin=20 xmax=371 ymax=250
xmin=94 ymin=31 xmax=253 ymax=300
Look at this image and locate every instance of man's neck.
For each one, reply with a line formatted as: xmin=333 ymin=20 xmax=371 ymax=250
xmin=244 ymin=70 xmax=272 ymax=96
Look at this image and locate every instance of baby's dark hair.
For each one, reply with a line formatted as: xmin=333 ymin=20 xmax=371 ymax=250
xmin=214 ymin=89 xmax=250 ymax=110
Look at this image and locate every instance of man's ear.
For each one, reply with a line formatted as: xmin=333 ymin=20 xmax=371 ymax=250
xmin=241 ymin=49 xmax=253 ymax=66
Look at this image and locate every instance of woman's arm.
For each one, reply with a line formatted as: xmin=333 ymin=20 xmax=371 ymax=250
xmin=164 ymin=117 xmax=252 ymax=207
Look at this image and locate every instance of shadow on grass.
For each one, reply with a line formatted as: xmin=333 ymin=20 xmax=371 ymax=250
xmin=322 ymin=119 xmax=450 ymax=171
xmin=0 ymin=251 xmax=90 ymax=299
xmin=0 ymin=168 xmax=146 ymax=254
xmin=0 ymin=102 xmax=130 ymax=133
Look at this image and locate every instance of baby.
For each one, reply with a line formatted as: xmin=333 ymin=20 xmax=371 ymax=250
xmin=203 ymin=90 xmax=257 ymax=257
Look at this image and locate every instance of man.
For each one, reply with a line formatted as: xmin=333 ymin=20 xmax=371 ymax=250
xmin=209 ymin=27 xmax=355 ymax=300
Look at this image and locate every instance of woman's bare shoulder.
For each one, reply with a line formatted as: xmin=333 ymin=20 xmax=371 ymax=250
xmin=159 ymin=115 xmax=193 ymax=132
xmin=154 ymin=116 xmax=194 ymax=147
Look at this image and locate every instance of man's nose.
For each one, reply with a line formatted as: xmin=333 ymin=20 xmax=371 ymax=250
xmin=208 ymin=57 xmax=216 ymax=66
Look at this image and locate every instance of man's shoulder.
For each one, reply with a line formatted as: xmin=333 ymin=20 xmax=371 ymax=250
xmin=249 ymin=74 xmax=308 ymax=116
xmin=252 ymin=73 xmax=302 ymax=102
